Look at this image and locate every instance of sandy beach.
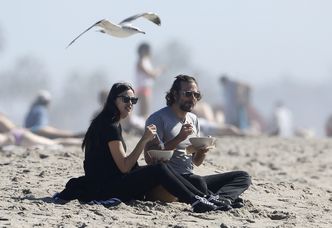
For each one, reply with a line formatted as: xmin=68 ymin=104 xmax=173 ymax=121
xmin=1 ymin=135 xmax=331 ymax=227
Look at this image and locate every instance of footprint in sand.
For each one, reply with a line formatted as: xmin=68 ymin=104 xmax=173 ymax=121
xmin=22 ymin=189 xmax=32 ymax=195
xmin=268 ymin=210 xmax=292 ymax=220
xmin=39 ymin=153 xmax=49 ymax=159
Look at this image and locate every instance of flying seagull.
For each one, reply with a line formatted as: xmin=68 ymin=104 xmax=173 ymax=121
xmin=66 ymin=12 xmax=161 ymax=48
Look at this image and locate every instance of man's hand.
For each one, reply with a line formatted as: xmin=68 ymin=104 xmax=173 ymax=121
xmin=176 ymin=123 xmax=193 ymax=141
xmin=186 ymin=144 xmax=214 ymax=155
xmin=190 ymin=145 xmax=214 ymax=166
xmin=195 ymin=146 xmax=210 ymax=155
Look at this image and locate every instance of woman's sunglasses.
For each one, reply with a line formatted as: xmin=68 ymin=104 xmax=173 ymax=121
xmin=117 ymin=96 xmax=138 ymax=104
xmin=181 ymin=91 xmax=202 ymax=100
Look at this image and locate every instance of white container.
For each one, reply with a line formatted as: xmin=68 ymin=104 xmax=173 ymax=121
xmin=147 ymin=150 xmax=174 ymax=161
xmin=189 ymin=137 xmax=216 ymax=148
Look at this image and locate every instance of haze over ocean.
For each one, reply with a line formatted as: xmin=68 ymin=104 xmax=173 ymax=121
xmin=1 ymin=1 xmax=331 ymax=136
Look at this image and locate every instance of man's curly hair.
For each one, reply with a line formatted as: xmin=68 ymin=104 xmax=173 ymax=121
xmin=165 ymin=74 xmax=199 ymax=106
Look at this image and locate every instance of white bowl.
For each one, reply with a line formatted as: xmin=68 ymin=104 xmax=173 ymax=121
xmin=147 ymin=150 xmax=174 ymax=161
xmin=189 ymin=137 xmax=216 ymax=148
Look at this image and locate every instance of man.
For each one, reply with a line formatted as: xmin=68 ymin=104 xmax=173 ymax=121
xmin=145 ymin=74 xmax=251 ymax=209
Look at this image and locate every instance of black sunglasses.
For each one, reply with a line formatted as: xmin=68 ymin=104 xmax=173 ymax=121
xmin=117 ymin=96 xmax=138 ymax=104
xmin=181 ymin=91 xmax=202 ymax=100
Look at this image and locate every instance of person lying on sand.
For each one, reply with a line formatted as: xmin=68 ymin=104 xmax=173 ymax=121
xmin=24 ymin=90 xmax=84 ymax=139
xmin=192 ymin=101 xmax=244 ymax=137
xmin=145 ymin=75 xmax=251 ymax=208
xmin=0 ymin=113 xmax=81 ymax=147
xmin=56 ymin=82 xmax=234 ymax=213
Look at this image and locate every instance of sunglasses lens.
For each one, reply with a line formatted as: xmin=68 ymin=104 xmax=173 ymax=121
xmin=120 ymin=96 xmax=138 ymax=104
xmin=184 ymin=91 xmax=201 ymax=99
xmin=184 ymin=92 xmax=192 ymax=97
xmin=131 ymin=98 xmax=138 ymax=104
xmin=194 ymin=92 xmax=201 ymax=99
xmin=123 ymin=97 xmax=130 ymax=103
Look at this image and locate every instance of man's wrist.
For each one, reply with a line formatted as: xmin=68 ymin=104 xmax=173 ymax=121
xmin=170 ymin=135 xmax=184 ymax=148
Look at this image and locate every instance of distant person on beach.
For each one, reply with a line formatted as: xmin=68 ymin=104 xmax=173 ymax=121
xmin=135 ymin=42 xmax=163 ymax=118
xmin=144 ymin=75 xmax=251 ymax=209
xmin=219 ymin=75 xmax=251 ymax=130
xmin=192 ymin=101 xmax=243 ymax=136
xmin=268 ymin=101 xmax=294 ymax=138
xmin=24 ymin=90 xmax=83 ymax=139
xmin=56 ymin=82 xmax=228 ymax=213
xmin=325 ymin=114 xmax=332 ymax=137
xmin=0 ymin=113 xmax=80 ymax=147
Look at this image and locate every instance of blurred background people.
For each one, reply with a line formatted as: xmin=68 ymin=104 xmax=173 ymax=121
xmin=192 ymin=101 xmax=243 ymax=136
xmin=325 ymin=114 xmax=332 ymax=137
xmin=24 ymin=90 xmax=51 ymax=131
xmin=0 ymin=113 xmax=80 ymax=147
xmin=268 ymin=101 xmax=294 ymax=138
xmin=24 ymin=90 xmax=83 ymax=139
xmin=92 ymin=89 xmax=109 ymax=118
xmin=246 ymin=104 xmax=266 ymax=135
xmin=219 ymin=75 xmax=255 ymax=131
xmin=135 ymin=42 xmax=163 ymax=118
xmin=219 ymin=74 xmax=266 ymax=135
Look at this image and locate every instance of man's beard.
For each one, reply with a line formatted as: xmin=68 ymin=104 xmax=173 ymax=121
xmin=179 ymin=101 xmax=195 ymax=112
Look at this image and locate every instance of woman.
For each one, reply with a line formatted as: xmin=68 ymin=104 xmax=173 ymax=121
xmin=135 ymin=43 xmax=163 ymax=118
xmin=57 ymin=82 xmax=221 ymax=213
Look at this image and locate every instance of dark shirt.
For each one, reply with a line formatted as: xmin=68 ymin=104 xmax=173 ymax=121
xmin=83 ymin=123 xmax=130 ymax=183
xmin=59 ymin=122 xmax=140 ymax=202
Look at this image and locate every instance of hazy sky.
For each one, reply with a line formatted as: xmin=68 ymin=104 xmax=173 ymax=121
xmin=1 ymin=0 xmax=332 ymax=86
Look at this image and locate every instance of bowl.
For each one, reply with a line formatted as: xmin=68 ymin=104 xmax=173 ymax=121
xmin=147 ymin=150 xmax=174 ymax=161
xmin=189 ymin=137 xmax=216 ymax=148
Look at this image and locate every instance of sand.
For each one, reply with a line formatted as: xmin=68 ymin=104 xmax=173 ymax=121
xmin=1 ymin=135 xmax=331 ymax=228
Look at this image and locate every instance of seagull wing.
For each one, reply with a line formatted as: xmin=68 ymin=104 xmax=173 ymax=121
xmin=119 ymin=12 xmax=161 ymax=26
xmin=66 ymin=19 xmax=104 ymax=49
xmin=97 ymin=19 xmax=122 ymax=32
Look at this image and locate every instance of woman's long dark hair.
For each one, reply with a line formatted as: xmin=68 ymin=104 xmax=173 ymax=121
xmin=82 ymin=82 xmax=134 ymax=150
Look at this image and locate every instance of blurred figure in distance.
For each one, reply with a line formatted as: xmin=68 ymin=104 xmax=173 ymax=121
xmin=135 ymin=42 xmax=163 ymax=118
xmin=24 ymin=90 xmax=83 ymax=139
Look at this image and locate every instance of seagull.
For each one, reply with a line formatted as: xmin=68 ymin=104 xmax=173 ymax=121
xmin=66 ymin=12 xmax=161 ymax=48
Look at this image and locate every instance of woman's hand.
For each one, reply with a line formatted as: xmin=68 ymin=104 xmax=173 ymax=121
xmin=142 ymin=124 xmax=157 ymax=143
